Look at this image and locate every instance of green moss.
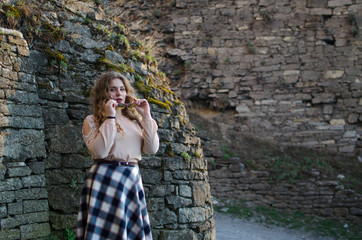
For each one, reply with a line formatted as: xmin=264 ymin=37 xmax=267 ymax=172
xmin=147 ymin=98 xmax=171 ymax=110
xmin=165 ymin=145 xmax=175 ymax=157
xmin=134 ymin=73 xmax=143 ymax=82
xmin=134 ymin=80 xmax=151 ymax=98
xmin=44 ymin=48 xmax=67 ymax=62
xmin=113 ymin=34 xmax=130 ymax=50
xmin=173 ymin=99 xmax=184 ymax=106
xmin=193 ymin=152 xmax=202 ymax=159
xmin=106 ymin=44 xmax=114 ymax=51
xmin=37 ymin=82 xmax=52 ymax=90
xmin=181 ymin=152 xmax=191 ymax=162
xmin=98 ymin=58 xmax=134 ymax=73
xmin=42 ymin=22 xmax=65 ymax=41
xmin=3 ymin=4 xmax=21 ymax=18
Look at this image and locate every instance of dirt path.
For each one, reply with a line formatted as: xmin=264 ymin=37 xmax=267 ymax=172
xmin=214 ymin=211 xmax=336 ymax=240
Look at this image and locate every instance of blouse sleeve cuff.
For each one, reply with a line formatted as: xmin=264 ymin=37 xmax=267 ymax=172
xmin=104 ymin=119 xmax=116 ymax=125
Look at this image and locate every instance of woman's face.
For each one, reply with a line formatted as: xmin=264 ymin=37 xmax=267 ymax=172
xmin=108 ymin=78 xmax=127 ymax=104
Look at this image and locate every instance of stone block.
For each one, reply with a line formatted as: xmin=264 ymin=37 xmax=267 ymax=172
xmin=149 ymin=209 xmax=177 ymax=226
xmin=48 ymin=125 xmax=84 ymax=154
xmin=146 ymin=197 xmax=164 ymax=211
xmin=0 ymin=191 xmax=15 ymax=203
xmin=0 ymin=228 xmax=21 ymax=240
xmin=324 ymin=70 xmax=344 ymax=79
xmin=179 ymin=185 xmax=192 ymax=197
xmin=20 ymin=223 xmax=51 ymax=240
xmin=42 ymin=107 xmax=69 ymax=125
xmin=8 ymin=166 xmax=32 ymax=178
xmin=329 ymin=119 xmax=346 ymax=125
xmin=15 ymin=211 xmax=49 ymax=225
xmin=339 ymin=145 xmax=355 ymax=153
xmin=15 ymin=188 xmax=48 ymax=201
xmin=0 ymin=204 xmax=7 ymax=218
xmin=140 ymin=169 xmax=163 ymax=184
xmin=27 ymin=161 xmax=45 ymax=175
xmin=49 ymin=213 xmax=77 ymax=230
xmin=312 ymin=93 xmax=335 ymax=104
xmin=48 ymin=186 xmax=81 ymax=214
xmin=307 ymin=0 xmax=328 ymax=8
xmin=22 ymin=175 xmax=46 ymax=188
xmin=164 ymin=157 xmax=189 ymax=170
xmin=192 ymin=181 xmax=211 ymax=206
xmin=1 ymin=217 xmax=21 ymax=229
xmin=328 ymin=0 xmax=352 ymax=7
xmin=23 ymin=200 xmax=49 ymax=213
xmin=8 ymin=202 xmax=22 ymax=215
xmin=3 ymin=129 xmax=46 ymax=159
xmin=166 ymin=195 xmax=192 ymax=210
xmin=179 ymin=207 xmax=206 ymax=223
xmin=283 ymin=70 xmax=300 ymax=83
xmin=0 ymin=178 xmax=23 ymax=191
xmin=45 ymin=169 xmax=85 ymax=185
xmin=310 ymin=8 xmax=333 ymax=15
xmin=148 ymin=184 xmax=175 ymax=197
xmin=160 ymin=230 xmax=197 ymax=240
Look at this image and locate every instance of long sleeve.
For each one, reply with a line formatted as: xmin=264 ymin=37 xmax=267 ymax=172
xmin=82 ymin=115 xmax=117 ymax=159
xmin=140 ymin=118 xmax=159 ymax=155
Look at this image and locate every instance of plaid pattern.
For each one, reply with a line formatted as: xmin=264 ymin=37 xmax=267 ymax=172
xmin=76 ymin=163 xmax=152 ymax=240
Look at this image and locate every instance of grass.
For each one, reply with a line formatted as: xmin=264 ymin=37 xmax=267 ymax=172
xmin=214 ymin=198 xmax=362 ymax=240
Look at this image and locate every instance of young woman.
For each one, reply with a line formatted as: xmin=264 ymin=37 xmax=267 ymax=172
xmin=76 ymin=71 xmax=159 ymax=240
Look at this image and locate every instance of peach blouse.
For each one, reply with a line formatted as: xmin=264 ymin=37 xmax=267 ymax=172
xmin=82 ymin=114 xmax=159 ymax=163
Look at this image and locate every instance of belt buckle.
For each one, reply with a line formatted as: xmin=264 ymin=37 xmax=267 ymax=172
xmin=125 ymin=161 xmax=129 ymax=166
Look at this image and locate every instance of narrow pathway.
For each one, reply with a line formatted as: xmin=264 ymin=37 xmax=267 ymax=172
xmin=214 ymin=211 xmax=336 ymax=240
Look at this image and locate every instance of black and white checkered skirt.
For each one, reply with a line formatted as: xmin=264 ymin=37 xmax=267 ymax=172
xmin=76 ymin=163 xmax=152 ymax=240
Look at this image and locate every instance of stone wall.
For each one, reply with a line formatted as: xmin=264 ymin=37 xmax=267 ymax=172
xmin=0 ymin=1 xmax=215 ymax=239
xmin=209 ymin=163 xmax=362 ymax=223
xmin=119 ymin=0 xmax=362 ymax=157
xmin=0 ymin=27 xmax=50 ymax=239
xmin=112 ymin=0 xmax=362 ymax=224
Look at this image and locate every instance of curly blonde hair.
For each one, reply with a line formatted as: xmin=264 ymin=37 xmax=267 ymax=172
xmin=91 ymin=71 xmax=141 ymax=131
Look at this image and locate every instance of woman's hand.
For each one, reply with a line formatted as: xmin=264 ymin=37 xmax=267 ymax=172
xmin=134 ymin=98 xmax=152 ymax=119
xmin=105 ymin=99 xmax=117 ymax=117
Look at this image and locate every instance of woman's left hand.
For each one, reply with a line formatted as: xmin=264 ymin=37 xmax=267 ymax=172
xmin=134 ymin=98 xmax=152 ymax=119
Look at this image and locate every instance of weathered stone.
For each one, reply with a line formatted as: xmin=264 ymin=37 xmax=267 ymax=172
xmin=42 ymin=107 xmax=69 ymax=125
xmin=14 ymin=188 xmax=48 ymax=200
xmin=22 ymin=175 xmax=46 ymax=188
xmin=192 ymin=181 xmax=211 ymax=206
xmin=324 ymin=70 xmax=344 ymax=79
xmin=140 ymin=169 xmax=163 ymax=184
xmin=8 ymin=166 xmax=32 ymax=177
xmin=49 ymin=213 xmax=77 ymax=230
xmin=48 ymin=186 xmax=81 ymax=214
xmin=328 ymin=0 xmax=352 ymax=7
xmin=179 ymin=207 xmax=206 ymax=223
xmin=166 ymin=195 xmax=192 ymax=209
xmin=3 ymin=129 xmax=46 ymax=159
xmin=0 ymin=178 xmax=23 ymax=191
xmin=47 ymin=125 xmax=84 ymax=154
xmin=149 ymin=209 xmax=177 ymax=226
xmin=23 ymin=200 xmax=49 ymax=213
xmin=20 ymin=223 xmax=51 ymax=240
xmin=7 ymin=202 xmax=22 ymax=215
xmin=160 ymin=230 xmax=198 ymax=240
xmin=0 ymin=228 xmax=21 ymax=240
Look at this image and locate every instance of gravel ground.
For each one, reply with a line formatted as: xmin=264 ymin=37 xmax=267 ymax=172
xmin=214 ymin=211 xmax=337 ymax=240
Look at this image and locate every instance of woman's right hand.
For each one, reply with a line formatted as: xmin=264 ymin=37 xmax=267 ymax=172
xmin=105 ymin=99 xmax=117 ymax=117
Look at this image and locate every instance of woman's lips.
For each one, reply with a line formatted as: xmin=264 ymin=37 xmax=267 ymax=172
xmin=116 ymin=99 xmax=123 ymax=103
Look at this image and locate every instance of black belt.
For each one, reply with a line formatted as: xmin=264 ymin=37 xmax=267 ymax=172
xmin=94 ymin=159 xmax=138 ymax=166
